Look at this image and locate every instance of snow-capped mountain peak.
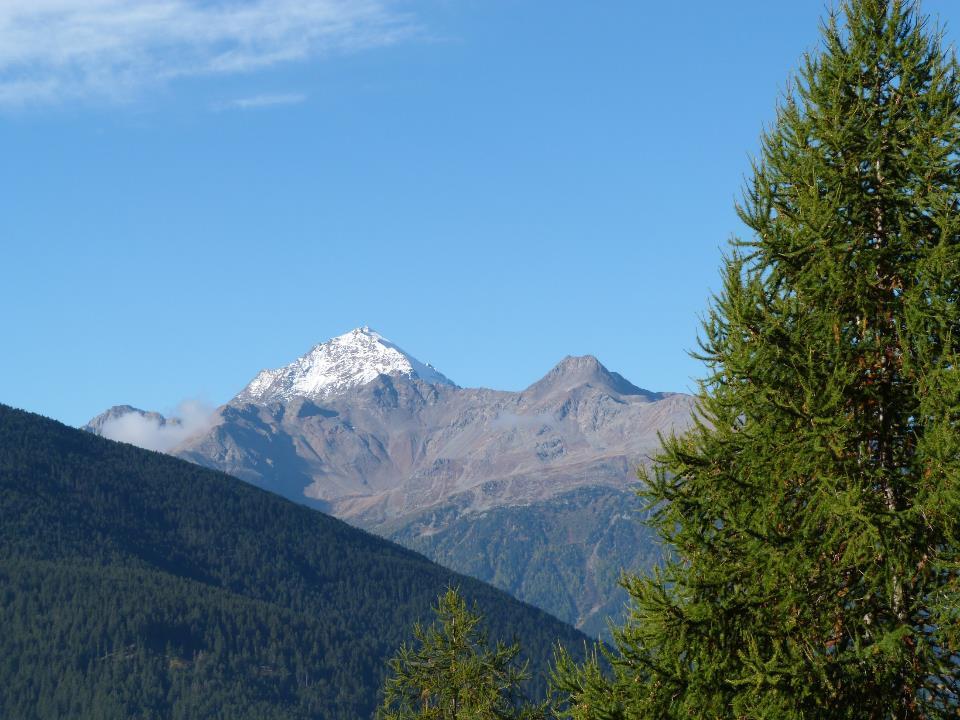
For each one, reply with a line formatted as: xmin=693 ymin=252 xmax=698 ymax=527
xmin=234 ymin=327 xmax=455 ymax=404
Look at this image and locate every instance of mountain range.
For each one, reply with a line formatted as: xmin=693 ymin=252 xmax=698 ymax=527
xmin=86 ymin=327 xmax=697 ymax=635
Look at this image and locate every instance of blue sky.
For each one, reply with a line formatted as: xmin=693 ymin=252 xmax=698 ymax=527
xmin=4 ymin=0 xmax=960 ymax=427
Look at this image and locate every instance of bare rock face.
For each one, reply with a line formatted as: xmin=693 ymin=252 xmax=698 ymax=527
xmin=179 ymin=355 xmax=695 ymax=526
xmin=87 ymin=328 xmax=698 ymax=634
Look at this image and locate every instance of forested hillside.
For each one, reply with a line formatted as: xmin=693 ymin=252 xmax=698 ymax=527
xmin=0 ymin=403 xmax=587 ymax=720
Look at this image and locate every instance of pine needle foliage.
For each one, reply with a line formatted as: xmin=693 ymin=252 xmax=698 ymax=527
xmin=555 ymin=1 xmax=960 ymax=717
xmin=379 ymin=588 xmax=546 ymax=720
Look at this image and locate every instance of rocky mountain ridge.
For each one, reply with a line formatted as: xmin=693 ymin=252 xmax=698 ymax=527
xmin=85 ymin=328 xmax=697 ymax=632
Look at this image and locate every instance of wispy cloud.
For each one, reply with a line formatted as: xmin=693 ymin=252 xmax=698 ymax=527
xmin=98 ymin=399 xmax=216 ymax=453
xmin=225 ymin=92 xmax=308 ymax=110
xmin=0 ymin=0 xmax=415 ymax=108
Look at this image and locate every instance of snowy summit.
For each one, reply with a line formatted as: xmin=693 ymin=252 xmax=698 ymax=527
xmin=234 ymin=327 xmax=456 ymax=404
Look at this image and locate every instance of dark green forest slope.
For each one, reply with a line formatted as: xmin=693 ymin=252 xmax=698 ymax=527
xmin=0 ymin=404 xmax=588 ymax=719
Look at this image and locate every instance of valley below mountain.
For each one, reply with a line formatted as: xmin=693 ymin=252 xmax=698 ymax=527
xmin=87 ymin=327 xmax=697 ymax=633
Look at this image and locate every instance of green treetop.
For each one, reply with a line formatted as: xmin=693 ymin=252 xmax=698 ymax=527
xmin=554 ymin=1 xmax=960 ymax=717
xmin=379 ymin=588 xmax=546 ymax=720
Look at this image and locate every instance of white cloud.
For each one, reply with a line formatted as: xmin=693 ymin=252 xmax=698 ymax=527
xmin=225 ymin=92 xmax=307 ymax=109
xmin=0 ymin=0 xmax=414 ymax=107
xmin=99 ymin=399 xmax=216 ymax=453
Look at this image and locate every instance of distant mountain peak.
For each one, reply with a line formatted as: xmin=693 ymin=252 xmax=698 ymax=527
xmin=234 ymin=327 xmax=456 ymax=404
xmin=553 ymin=355 xmax=605 ymax=373
xmin=528 ymin=354 xmax=656 ymax=398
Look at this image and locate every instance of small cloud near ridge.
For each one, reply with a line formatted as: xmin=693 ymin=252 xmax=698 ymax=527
xmin=0 ymin=0 xmax=415 ymax=108
xmin=99 ymin=399 xmax=215 ymax=453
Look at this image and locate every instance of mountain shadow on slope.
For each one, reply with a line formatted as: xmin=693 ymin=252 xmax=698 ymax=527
xmin=390 ymin=485 xmax=664 ymax=638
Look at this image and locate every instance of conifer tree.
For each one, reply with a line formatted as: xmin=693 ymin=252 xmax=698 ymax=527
xmin=379 ymin=588 xmax=546 ymax=720
xmin=554 ymin=1 xmax=960 ymax=717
